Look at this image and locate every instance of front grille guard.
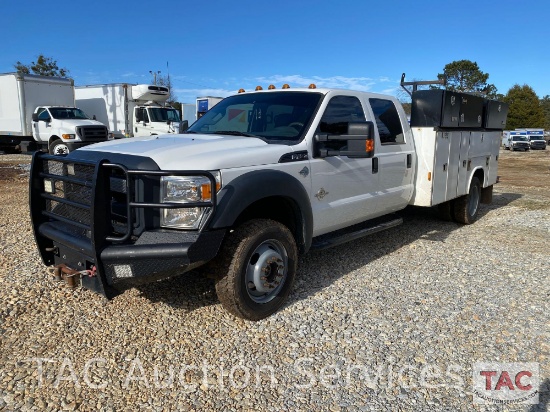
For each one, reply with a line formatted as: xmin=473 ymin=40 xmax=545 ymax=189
xmin=30 ymin=153 xmax=218 ymax=249
xmin=102 ymin=163 xmax=217 ymax=242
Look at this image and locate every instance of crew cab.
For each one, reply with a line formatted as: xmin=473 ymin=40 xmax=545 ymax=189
xmin=30 ymin=81 xmax=507 ymax=320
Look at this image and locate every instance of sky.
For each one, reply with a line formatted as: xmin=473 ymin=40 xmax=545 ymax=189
xmin=1 ymin=0 xmax=549 ymax=105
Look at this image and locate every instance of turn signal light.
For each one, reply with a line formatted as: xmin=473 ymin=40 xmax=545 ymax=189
xmin=428 ymin=172 xmax=432 ymax=181
xmin=366 ymin=139 xmax=374 ymax=152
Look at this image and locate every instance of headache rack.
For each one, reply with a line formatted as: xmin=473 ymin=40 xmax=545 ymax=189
xmin=29 ymin=153 xmax=218 ymax=260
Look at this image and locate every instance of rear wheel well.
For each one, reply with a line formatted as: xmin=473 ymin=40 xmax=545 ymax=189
xmin=473 ymin=168 xmax=484 ymax=186
xmin=233 ymin=196 xmax=304 ymax=252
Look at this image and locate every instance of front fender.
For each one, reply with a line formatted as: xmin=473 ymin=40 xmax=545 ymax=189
xmin=209 ymin=170 xmax=313 ymax=252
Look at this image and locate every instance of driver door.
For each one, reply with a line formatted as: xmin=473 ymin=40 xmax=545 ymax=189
xmin=309 ymin=95 xmax=380 ymax=237
xmin=32 ymin=108 xmax=52 ymax=142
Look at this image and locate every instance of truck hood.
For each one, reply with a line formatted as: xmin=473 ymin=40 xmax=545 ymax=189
xmin=57 ymin=119 xmax=106 ymax=128
xmin=79 ymin=133 xmax=294 ymax=170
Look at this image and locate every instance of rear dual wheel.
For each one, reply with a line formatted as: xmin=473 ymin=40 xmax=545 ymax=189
xmin=453 ymin=177 xmax=481 ymax=224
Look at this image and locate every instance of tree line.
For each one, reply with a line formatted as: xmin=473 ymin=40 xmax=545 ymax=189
xmin=13 ymin=55 xmax=550 ymax=130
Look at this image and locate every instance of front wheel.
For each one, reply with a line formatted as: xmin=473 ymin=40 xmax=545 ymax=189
xmin=214 ymin=219 xmax=297 ymax=321
xmin=453 ymin=177 xmax=481 ymax=224
xmin=49 ymin=139 xmax=70 ymax=155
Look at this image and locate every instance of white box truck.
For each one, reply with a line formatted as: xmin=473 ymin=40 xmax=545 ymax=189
xmin=30 ymin=78 xmax=508 ymax=320
xmin=0 ymin=73 xmax=109 ymax=154
xmin=502 ymin=130 xmax=530 ymax=151
xmin=75 ymin=84 xmax=184 ymax=139
xmin=525 ymin=128 xmax=546 ymax=150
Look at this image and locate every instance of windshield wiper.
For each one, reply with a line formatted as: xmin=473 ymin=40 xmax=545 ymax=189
xmin=211 ymin=130 xmax=258 ymax=138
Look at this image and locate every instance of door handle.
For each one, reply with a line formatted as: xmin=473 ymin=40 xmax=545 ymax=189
xmin=372 ymin=157 xmax=378 ymax=174
xmin=406 ymin=154 xmax=412 ymax=168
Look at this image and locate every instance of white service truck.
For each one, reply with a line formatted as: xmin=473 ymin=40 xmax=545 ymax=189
xmin=75 ymin=84 xmax=184 ymax=139
xmin=30 ymin=78 xmax=508 ymax=320
xmin=0 ymin=73 xmax=109 ymax=154
xmin=525 ymin=128 xmax=546 ymax=150
xmin=502 ymin=130 xmax=530 ymax=151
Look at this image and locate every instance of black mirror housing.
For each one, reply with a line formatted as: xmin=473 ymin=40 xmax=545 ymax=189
xmin=180 ymin=120 xmax=189 ymax=133
xmin=315 ymin=121 xmax=375 ymax=158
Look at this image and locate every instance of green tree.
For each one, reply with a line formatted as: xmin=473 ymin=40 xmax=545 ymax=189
xmin=436 ymin=60 xmax=498 ymax=98
xmin=504 ymin=84 xmax=545 ymax=129
xmin=540 ymin=95 xmax=550 ymax=130
xmin=14 ymin=54 xmax=69 ymax=77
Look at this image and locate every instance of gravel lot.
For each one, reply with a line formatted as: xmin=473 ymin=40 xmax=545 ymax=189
xmin=0 ymin=149 xmax=549 ymax=411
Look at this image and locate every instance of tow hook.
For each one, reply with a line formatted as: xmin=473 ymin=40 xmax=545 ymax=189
xmin=47 ymin=264 xmax=81 ymax=289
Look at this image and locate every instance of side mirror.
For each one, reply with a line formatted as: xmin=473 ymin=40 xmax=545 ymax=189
xmin=180 ymin=120 xmax=189 ymax=133
xmin=315 ymin=121 xmax=375 ymax=158
xmin=92 ymin=115 xmax=97 ymax=120
xmin=32 ymin=113 xmax=39 ymax=122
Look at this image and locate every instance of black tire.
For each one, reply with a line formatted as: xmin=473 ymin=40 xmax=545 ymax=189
xmin=453 ymin=177 xmax=481 ymax=225
xmin=214 ymin=219 xmax=297 ymax=321
xmin=49 ymin=139 xmax=70 ymax=155
xmin=437 ymin=200 xmax=454 ymax=221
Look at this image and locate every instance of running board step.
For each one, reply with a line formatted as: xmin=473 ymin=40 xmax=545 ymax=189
xmin=310 ymin=214 xmax=403 ymax=250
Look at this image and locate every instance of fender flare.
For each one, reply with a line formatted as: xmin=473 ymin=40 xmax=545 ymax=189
xmin=468 ymin=166 xmax=486 ymax=188
xmin=209 ymin=170 xmax=313 ymax=252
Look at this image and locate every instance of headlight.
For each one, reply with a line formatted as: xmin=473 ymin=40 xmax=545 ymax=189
xmin=160 ymin=173 xmax=221 ymax=229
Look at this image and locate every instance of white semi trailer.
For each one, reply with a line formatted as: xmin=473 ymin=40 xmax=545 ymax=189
xmin=0 ymin=73 xmax=108 ymax=154
xmin=75 ymin=84 xmax=184 ymax=139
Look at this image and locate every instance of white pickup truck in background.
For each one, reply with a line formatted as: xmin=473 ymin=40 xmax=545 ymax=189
xmin=30 ymin=75 xmax=508 ymax=320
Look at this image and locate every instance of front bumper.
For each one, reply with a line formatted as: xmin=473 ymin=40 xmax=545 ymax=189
xmin=529 ymin=142 xmax=546 ymax=149
xmin=30 ymin=152 xmax=222 ymax=298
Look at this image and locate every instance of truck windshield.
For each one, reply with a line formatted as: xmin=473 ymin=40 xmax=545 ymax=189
xmin=49 ymin=107 xmax=90 ymax=120
xmin=149 ymin=108 xmax=181 ymax=123
xmin=186 ymin=91 xmax=323 ymax=144
xmin=512 ymin=136 xmax=527 ymax=141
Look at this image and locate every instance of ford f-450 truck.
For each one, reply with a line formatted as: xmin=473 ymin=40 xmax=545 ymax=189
xmin=30 ymin=80 xmax=508 ymax=320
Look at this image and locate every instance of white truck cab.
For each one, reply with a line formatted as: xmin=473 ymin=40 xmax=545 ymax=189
xmin=30 ymin=81 xmax=508 ymax=320
xmin=32 ymin=106 xmax=110 ymax=154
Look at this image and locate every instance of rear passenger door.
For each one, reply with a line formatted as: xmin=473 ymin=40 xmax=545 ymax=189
xmin=309 ymin=95 xmax=380 ymax=236
xmin=368 ymin=98 xmax=414 ymax=213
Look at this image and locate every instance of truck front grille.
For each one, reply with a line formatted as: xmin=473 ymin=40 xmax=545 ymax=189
xmin=76 ymin=125 xmax=109 ymax=142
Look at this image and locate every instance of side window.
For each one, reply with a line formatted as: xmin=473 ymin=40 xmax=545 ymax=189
xmin=135 ymin=108 xmax=149 ymax=123
xmin=37 ymin=108 xmax=49 ymax=120
xmin=369 ymin=98 xmax=404 ymax=145
xmin=318 ymin=96 xmax=365 ymax=151
xmin=319 ymin=96 xmax=366 ymax=135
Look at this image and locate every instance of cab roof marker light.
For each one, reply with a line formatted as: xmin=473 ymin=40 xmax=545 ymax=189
xmin=255 ymin=86 xmax=263 ymax=91
xmin=282 ymin=84 xmax=290 ymax=89
xmin=268 ymin=84 xmax=276 ymax=90
xmin=308 ymin=83 xmax=317 ymax=89
xmin=238 ymin=88 xmax=245 ymax=93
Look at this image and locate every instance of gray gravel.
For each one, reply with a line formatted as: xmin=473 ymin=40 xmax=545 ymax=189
xmin=0 ymin=153 xmax=548 ymax=411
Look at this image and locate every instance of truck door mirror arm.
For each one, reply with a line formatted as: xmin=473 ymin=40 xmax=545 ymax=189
xmin=314 ymin=121 xmax=375 ymax=158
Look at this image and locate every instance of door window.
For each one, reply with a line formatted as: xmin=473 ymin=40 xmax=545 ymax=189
xmin=369 ymin=98 xmax=404 ymax=145
xmin=318 ymin=96 xmax=366 ymax=150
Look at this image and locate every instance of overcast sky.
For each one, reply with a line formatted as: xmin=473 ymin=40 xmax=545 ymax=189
xmin=1 ymin=0 xmax=548 ymax=104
